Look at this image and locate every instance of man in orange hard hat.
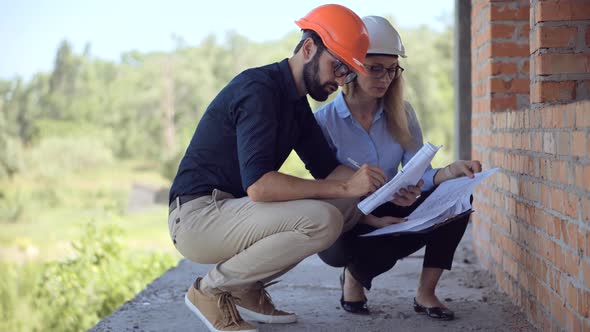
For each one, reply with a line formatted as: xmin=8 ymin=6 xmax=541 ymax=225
xmin=168 ymin=4 xmax=390 ymax=332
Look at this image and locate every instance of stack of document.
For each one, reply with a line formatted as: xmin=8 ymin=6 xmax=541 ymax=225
xmin=362 ymin=168 xmax=500 ymax=237
xmin=357 ymin=142 xmax=441 ymax=215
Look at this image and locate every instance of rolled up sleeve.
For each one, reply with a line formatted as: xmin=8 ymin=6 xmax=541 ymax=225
xmin=403 ymin=102 xmax=440 ymax=192
xmin=234 ymin=83 xmax=278 ymax=191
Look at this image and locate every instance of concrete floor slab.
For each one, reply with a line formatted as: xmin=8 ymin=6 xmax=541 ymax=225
xmin=91 ymin=226 xmax=538 ymax=332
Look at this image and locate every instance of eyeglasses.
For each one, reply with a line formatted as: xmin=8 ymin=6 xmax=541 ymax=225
xmin=325 ymin=49 xmax=355 ymax=83
xmin=365 ymin=64 xmax=405 ymax=80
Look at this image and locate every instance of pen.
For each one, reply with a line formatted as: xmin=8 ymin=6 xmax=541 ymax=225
xmin=347 ymin=157 xmax=362 ymax=169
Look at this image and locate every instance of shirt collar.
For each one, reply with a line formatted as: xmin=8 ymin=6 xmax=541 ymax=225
xmin=278 ymin=58 xmax=304 ymax=103
xmin=334 ymin=92 xmax=352 ymax=118
xmin=334 ymin=92 xmax=385 ymax=121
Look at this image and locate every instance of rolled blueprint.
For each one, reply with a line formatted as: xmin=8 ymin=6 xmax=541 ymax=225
xmin=357 ymin=142 xmax=441 ymax=215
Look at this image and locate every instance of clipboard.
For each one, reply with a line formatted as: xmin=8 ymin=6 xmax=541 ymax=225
xmin=386 ymin=209 xmax=474 ymax=236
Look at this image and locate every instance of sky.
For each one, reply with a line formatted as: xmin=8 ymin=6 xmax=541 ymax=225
xmin=0 ymin=0 xmax=454 ymax=80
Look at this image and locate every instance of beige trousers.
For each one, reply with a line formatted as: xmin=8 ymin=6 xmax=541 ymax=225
xmin=168 ymin=189 xmax=362 ymax=295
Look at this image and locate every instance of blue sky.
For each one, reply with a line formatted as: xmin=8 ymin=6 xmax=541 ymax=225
xmin=0 ymin=0 xmax=454 ymax=80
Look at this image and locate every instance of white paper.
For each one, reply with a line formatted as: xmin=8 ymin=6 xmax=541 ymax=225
xmin=357 ymin=142 xmax=441 ymax=215
xmin=361 ymin=168 xmax=500 ymax=237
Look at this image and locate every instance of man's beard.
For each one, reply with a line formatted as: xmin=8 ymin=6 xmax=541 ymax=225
xmin=303 ymin=52 xmax=338 ymax=102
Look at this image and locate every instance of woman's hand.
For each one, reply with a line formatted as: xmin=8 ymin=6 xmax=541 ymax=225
xmin=435 ymin=160 xmax=482 ymax=185
xmin=361 ymin=214 xmax=406 ymax=228
xmin=449 ymin=160 xmax=482 ymax=179
xmin=391 ymin=180 xmax=424 ymax=207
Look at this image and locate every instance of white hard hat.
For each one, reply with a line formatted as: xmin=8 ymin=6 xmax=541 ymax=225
xmin=362 ymin=16 xmax=406 ymax=58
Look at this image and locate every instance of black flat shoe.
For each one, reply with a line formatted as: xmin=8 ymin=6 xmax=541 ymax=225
xmin=413 ymin=297 xmax=455 ymax=320
xmin=340 ymin=268 xmax=369 ymax=315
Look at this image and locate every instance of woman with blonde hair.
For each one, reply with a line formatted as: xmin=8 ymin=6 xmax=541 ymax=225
xmin=314 ymin=16 xmax=482 ymax=320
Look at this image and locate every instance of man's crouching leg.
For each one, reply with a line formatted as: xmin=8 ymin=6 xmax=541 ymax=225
xmin=175 ymin=194 xmax=359 ymax=327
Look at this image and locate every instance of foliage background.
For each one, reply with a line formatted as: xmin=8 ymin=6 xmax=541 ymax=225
xmin=0 ymin=16 xmax=455 ymax=331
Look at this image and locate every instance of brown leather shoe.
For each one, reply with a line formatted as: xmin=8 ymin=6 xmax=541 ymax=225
xmin=185 ymin=278 xmax=258 ymax=332
xmin=234 ymin=281 xmax=297 ymax=324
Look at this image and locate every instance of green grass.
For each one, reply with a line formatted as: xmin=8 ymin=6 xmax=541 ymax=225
xmin=0 ymin=159 xmax=179 ymax=262
xmin=0 ymin=156 xmax=181 ymax=331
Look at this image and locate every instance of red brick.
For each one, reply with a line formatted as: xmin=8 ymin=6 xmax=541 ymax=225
xmin=482 ymin=61 xmax=519 ymax=77
xmin=536 ymin=0 xmax=590 ymax=22
xmin=491 ymin=95 xmax=518 ymax=111
xmin=552 ymin=160 xmax=567 ymax=183
xmin=490 ymin=77 xmax=530 ymax=94
xmin=530 ymin=111 xmax=542 ymax=128
xmin=473 ymin=0 xmax=489 ymax=17
xmin=474 ymin=81 xmax=488 ymax=98
xmin=552 ymin=187 xmax=565 ymax=214
xmin=533 ymin=26 xmax=578 ymax=51
xmin=565 ymin=248 xmax=580 ymax=277
xmin=536 ymin=53 xmax=590 ymax=75
xmin=521 ymin=60 xmax=530 ymax=75
xmin=565 ymin=193 xmax=579 ymax=220
xmin=575 ymin=165 xmax=584 ymax=190
xmin=474 ymin=28 xmax=491 ymax=49
xmin=556 ymin=132 xmax=571 ymax=156
xmin=564 ymin=103 xmax=577 ymax=127
xmin=566 ymin=310 xmax=583 ymax=332
xmin=572 ymin=131 xmax=587 ymax=157
xmin=520 ymin=24 xmax=531 ymax=40
xmin=579 ymin=81 xmax=590 ymax=106
xmin=553 ymin=216 xmax=563 ymax=240
xmin=532 ymin=81 xmax=576 ymax=103
xmin=492 ymin=23 xmax=518 ymax=39
xmin=583 ymin=196 xmax=590 ymax=223
xmin=574 ymin=101 xmax=590 ymax=127
xmin=491 ymin=4 xmax=530 ymax=20
xmin=566 ymin=283 xmax=579 ymax=311
xmin=586 ymin=27 xmax=590 ymax=47
xmin=551 ymin=288 xmax=567 ymax=327
xmin=584 ymin=260 xmax=590 ymax=297
xmin=551 ymin=104 xmax=564 ymax=128
xmin=477 ymin=42 xmax=492 ymax=65
xmin=492 ymin=41 xmax=530 ymax=57
xmin=577 ymin=229 xmax=586 ymax=255
xmin=580 ymin=290 xmax=590 ymax=318
xmin=503 ymin=254 xmax=518 ymax=279
xmin=542 ymin=108 xmax=554 ymax=128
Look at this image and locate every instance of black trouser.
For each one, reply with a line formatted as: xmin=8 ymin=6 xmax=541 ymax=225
xmin=318 ymin=189 xmax=470 ymax=290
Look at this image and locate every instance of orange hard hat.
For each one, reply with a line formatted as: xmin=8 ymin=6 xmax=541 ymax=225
xmin=295 ymin=4 xmax=369 ymax=76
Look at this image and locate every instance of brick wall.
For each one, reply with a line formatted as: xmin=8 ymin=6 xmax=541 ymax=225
xmin=471 ymin=1 xmax=590 ymax=331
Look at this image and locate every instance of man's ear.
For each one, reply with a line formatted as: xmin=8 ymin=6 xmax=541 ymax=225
xmin=302 ymin=37 xmax=317 ymax=63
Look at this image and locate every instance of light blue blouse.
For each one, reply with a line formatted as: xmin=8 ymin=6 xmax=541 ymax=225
xmin=314 ymin=92 xmax=439 ymax=192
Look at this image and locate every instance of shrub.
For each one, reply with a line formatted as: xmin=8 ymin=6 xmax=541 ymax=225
xmin=0 ymin=262 xmax=42 ymax=332
xmin=32 ymin=222 xmax=176 ymax=331
xmin=0 ymin=222 xmax=179 ymax=332
xmin=0 ymin=135 xmax=25 ymax=179
xmin=0 ymin=189 xmax=28 ymax=223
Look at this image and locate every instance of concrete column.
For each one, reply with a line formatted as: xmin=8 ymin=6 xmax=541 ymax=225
xmin=454 ymin=0 xmax=472 ymax=160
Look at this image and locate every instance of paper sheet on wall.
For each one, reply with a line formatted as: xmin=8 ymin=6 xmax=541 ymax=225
xmin=361 ymin=168 xmax=500 ymax=237
xmin=357 ymin=142 xmax=441 ymax=215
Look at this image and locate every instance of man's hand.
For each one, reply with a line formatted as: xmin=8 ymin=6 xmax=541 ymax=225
xmin=391 ymin=180 xmax=424 ymax=207
xmin=344 ymin=164 xmax=386 ymax=197
xmin=362 ymin=214 xmax=405 ymax=228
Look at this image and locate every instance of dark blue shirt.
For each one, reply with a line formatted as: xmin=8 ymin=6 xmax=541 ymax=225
xmin=169 ymin=59 xmax=339 ymax=201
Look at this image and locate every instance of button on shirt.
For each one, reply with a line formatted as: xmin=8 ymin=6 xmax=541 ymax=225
xmin=314 ymin=92 xmax=439 ymax=191
xmin=169 ymin=59 xmax=339 ymax=202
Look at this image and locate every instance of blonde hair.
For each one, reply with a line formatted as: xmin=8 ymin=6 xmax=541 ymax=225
xmin=343 ymin=72 xmax=415 ymax=151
